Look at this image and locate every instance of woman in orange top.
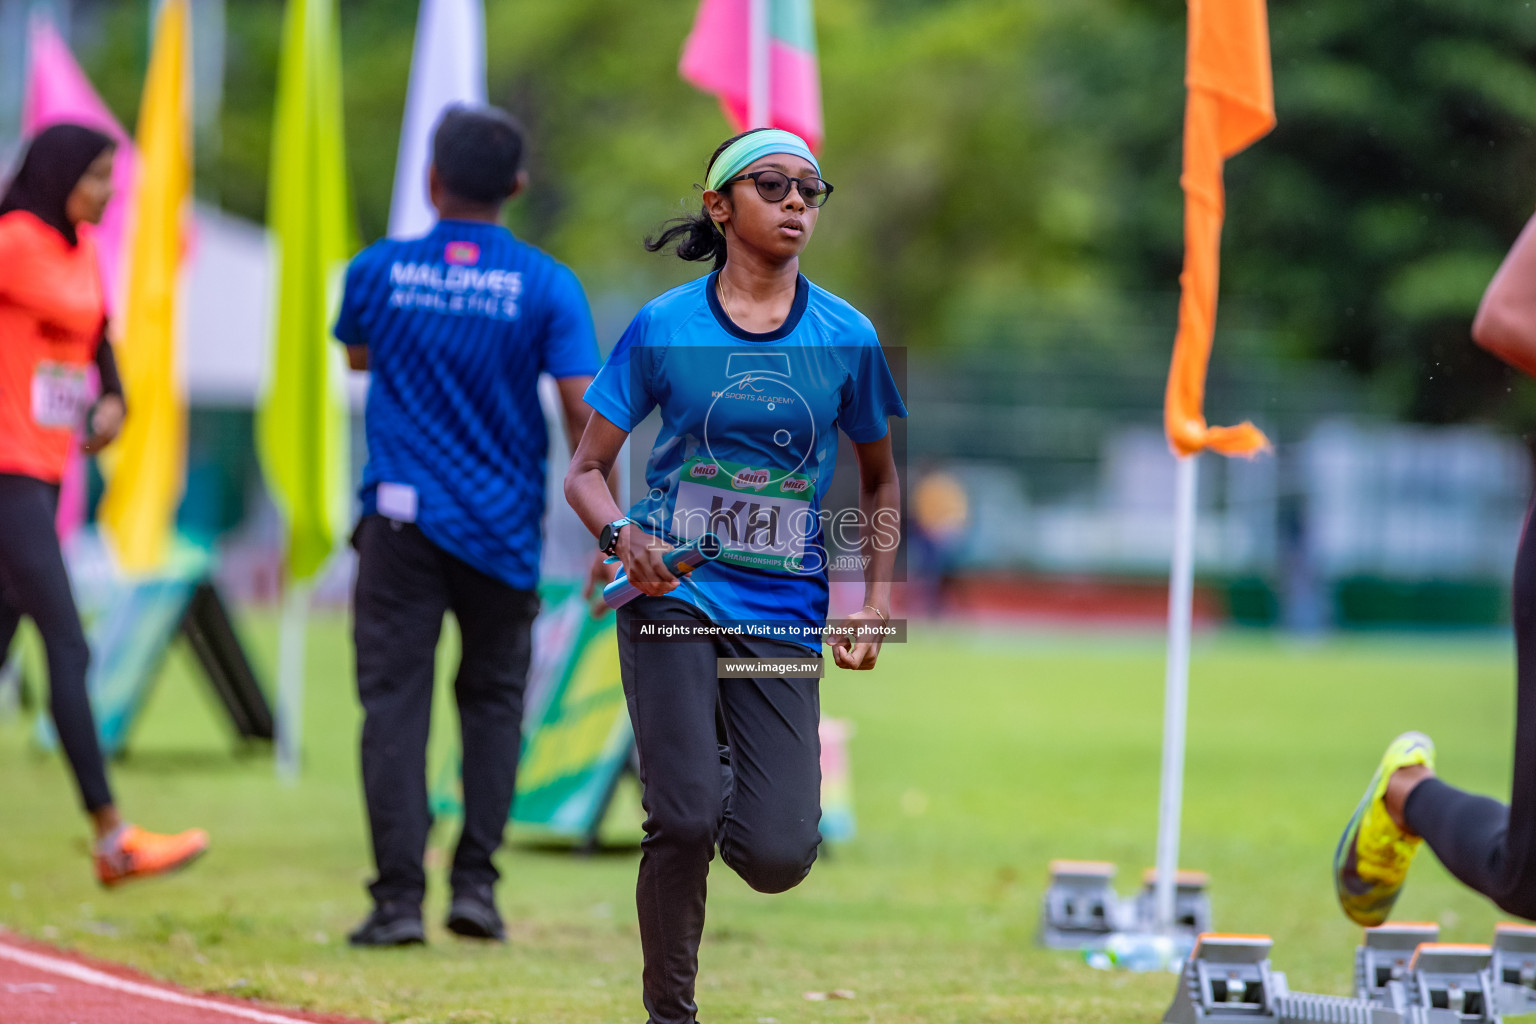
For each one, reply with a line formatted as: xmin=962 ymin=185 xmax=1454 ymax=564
xmin=0 ymin=124 xmax=206 ymax=886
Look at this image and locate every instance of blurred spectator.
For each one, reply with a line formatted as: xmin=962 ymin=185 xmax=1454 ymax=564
xmin=910 ymin=464 xmax=970 ymax=615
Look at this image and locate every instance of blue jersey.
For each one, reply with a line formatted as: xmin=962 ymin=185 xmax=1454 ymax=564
xmin=585 ymin=272 xmax=907 ymax=651
xmin=334 ymin=219 xmax=599 ymax=589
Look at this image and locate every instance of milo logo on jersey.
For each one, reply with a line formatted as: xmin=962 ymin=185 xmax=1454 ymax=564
xmin=733 ymin=467 xmax=771 ymax=491
xmin=670 ymin=456 xmax=818 ymax=574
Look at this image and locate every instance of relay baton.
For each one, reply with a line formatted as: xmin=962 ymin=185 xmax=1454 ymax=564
xmin=602 ymin=532 xmax=724 ymax=610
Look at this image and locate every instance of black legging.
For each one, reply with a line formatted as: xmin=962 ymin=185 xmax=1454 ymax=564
xmin=1404 ymin=488 xmax=1536 ymax=919
xmin=617 ymin=596 xmax=822 ymax=1024
xmin=0 ymin=473 xmax=112 ymax=811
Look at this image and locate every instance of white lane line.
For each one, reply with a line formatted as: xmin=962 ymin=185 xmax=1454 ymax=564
xmin=0 ymin=938 xmax=327 ymax=1024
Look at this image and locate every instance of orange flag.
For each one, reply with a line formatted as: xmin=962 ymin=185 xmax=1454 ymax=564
xmin=1164 ymin=0 xmax=1275 ymax=458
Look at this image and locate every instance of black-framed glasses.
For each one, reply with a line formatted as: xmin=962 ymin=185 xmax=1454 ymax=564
xmin=723 ymin=169 xmax=834 ymax=208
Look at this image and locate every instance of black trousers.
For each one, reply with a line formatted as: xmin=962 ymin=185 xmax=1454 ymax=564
xmin=1404 ymin=488 xmax=1536 ymax=919
xmin=351 ymin=515 xmax=539 ymax=905
xmin=617 ymin=596 xmax=823 ymax=1024
xmin=0 ymin=474 xmax=111 ymax=812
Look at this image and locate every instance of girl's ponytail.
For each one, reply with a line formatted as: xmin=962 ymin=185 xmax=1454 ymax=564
xmin=643 ymin=129 xmax=766 ymax=271
xmin=644 ymin=207 xmax=728 ymax=270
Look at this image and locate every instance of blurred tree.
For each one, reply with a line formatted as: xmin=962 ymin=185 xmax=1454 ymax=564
xmin=63 ymin=0 xmax=1536 ymax=424
xmin=1038 ymin=0 xmax=1536 ymax=424
xmin=68 ymin=0 xmax=1114 ymax=349
xmin=1245 ymin=0 xmax=1536 ymax=424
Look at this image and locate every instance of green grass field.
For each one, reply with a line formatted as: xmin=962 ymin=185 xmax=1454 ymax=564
xmin=0 ymin=614 xmax=1523 ymax=1023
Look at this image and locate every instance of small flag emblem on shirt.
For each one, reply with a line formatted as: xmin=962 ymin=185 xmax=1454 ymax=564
xmin=445 ymin=241 xmax=480 ymax=266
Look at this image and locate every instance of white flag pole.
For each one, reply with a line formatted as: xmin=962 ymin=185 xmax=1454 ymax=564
xmin=388 ymin=0 xmax=486 ymax=239
xmin=1154 ymin=453 xmax=1199 ymax=931
xmin=748 ymin=0 xmax=769 ymax=129
xmin=275 ymin=578 xmax=311 ymax=783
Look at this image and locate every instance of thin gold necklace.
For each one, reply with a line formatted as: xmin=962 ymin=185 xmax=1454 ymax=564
xmin=719 ymin=275 xmax=794 ymax=330
xmin=717 ymin=277 xmax=740 ymax=327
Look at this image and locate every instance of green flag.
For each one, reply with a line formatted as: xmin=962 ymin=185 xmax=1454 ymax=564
xmin=258 ymin=0 xmax=352 ymax=582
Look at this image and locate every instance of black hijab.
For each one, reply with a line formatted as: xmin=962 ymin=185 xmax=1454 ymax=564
xmin=0 ymin=123 xmax=115 ymax=247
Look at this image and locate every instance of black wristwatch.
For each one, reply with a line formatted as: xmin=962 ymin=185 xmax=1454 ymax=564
xmin=599 ymin=517 xmax=633 ymax=556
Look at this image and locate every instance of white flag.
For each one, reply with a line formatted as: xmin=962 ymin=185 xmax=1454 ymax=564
xmin=389 ymin=0 xmax=487 ymax=239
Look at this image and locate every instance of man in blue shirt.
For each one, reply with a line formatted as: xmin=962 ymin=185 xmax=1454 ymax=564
xmin=334 ymin=106 xmax=601 ymax=947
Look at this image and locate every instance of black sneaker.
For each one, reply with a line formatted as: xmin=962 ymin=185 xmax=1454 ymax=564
xmin=348 ymin=901 xmax=425 ymax=947
xmin=446 ymin=887 xmax=505 ymax=941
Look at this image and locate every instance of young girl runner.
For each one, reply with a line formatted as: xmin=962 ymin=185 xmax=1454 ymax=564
xmin=0 ymin=124 xmax=208 ymax=886
xmin=565 ymin=128 xmax=906 ymax=1023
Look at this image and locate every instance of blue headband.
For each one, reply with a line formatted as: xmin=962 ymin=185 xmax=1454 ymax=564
xmin=705 ymin=129 xmax=820 ymax=192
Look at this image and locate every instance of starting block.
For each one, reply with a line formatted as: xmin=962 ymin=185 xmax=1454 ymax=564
xmin=1163 ymin=933 xmax=1281 ymax=1023
xmin=1162 ymin=929 xmax=1507 ymax=1024
xmin=1491 ymin=923 xmax=1536 ymax=1016
xmin=1135 ymin=868 xmax=1214 ymax=936
xmin=1040 ymin=860 xmax=1211 ymax=949
xmin=1358 ymin=924 xmax=1442 ymax=1001
xmin=1402 ymin=944 xmax=1496 ymax=1021
xmin=1039 ymin=860 xmax=1125 ymax=949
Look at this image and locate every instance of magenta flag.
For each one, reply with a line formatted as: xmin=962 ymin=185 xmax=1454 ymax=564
xmin=680 ymin=0 xmax=823 ymax=152
xmin=22 ymin=15 xmax=138 ymax=541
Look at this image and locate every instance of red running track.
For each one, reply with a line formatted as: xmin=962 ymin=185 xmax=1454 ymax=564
xmin=0 ymin=932 xmax=376 ymax=1024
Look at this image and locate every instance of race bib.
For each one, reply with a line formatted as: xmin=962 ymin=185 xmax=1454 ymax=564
xmin=670 ymin=456 xmax=818 ymax=574
xmin=30 ymin=362 xmax=91 ymax=430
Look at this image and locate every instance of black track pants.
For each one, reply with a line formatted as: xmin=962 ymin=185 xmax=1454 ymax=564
xmin=1404 ymin=489 xmax=1536 ymax=919
xmin=0 ymin=473 xmax=111 ymax=811
xmin=617 ymin=596 xmax=823 ymax=1024
xmin=351 ymin=515 xmax=539 ymax=905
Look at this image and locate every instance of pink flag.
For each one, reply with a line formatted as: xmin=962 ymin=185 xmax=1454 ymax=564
xmin=680 ymin=0 xmax=824 ymax=152
xmin=21 ymin=15 xmax=138 ymax=541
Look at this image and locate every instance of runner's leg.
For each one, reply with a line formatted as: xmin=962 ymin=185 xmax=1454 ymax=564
xmin=1403 ymin=490 xmax=1536 ymax=918
xmin=0 ymin=585 xmax=21 ymax=655
xmin=618 ymin=596 xmax=726 ymax=1024
xmin=0 ymin=474 xmax=110 ymax=812
xmin=0 ymin=586 xmax=22 ymax=705
xmin=715 ymin=636 xmax=822 ymax=895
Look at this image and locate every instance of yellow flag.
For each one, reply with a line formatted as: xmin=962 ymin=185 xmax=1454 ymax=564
xmin=99 ymin=0 xmax=191 ymax=571
xmin=258 ymin=0 xmax=353 ymax=582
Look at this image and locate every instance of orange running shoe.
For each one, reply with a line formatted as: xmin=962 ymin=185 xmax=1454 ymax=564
xmin=95 ymin=825 xmax=209 ymax=887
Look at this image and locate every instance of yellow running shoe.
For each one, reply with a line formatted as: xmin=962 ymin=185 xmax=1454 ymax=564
xmin=1334 ymin=732 xmax=1435 ymax=926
